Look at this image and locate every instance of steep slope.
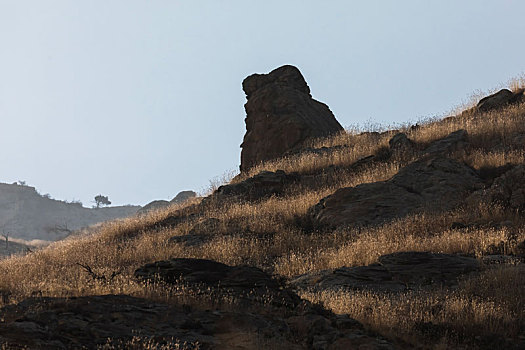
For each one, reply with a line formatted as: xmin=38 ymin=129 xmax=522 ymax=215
xmin=0 ymin=70 xmax=524 ymax=349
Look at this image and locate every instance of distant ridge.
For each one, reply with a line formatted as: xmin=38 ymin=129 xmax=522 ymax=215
xmin=0 ymin=182 xmax=140 ymax=243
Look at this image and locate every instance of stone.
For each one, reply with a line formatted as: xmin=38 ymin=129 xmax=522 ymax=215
xmin=310 ymin=157 xmax=483 ymax=228
xmin=0 ymin=294 xmax=394 ymax=350
xmin=240 ymin=65 xmax=343 ymax=171
xmin=134 ymin=258 xmax=301 ymax=308
xmin=424 ymin=129 xmax=468 ymax=155
xmin=388 ymin=133 xmax=413 ymax=151
xmin=289 ymin=252 xmax=480 ymax=294
xmin=476 ymin=88 xmax=525 ymax=112
xmin=468 ymin=165 xmax=525 ymax=210
xmin=214 ymin=170 xmax=299 ymax=202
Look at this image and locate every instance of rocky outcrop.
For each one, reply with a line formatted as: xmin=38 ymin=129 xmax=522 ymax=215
xmin=424 ymin=129 xmax=468 ymax=155
xmin=0 ymin=294 xmax=394 ymax=350
xmin=468 ymin=165 xmax=525 ymax=210
xmin=310 ymin=157 xmax=483 ymax=228
xmin=477 ymin=88 xmax=525 ymax=112
xmin=289 ymin=252 xmax=480 ymax=294
xmin=214 ymin=170 xmax=299 ymax=202
xmin=135 ymin=258 xmax=300 ymax=308
xmin=240 ymin=65 xmax=343 ymax=171
xmin=389 ymin=133 xmax=413 ymax=152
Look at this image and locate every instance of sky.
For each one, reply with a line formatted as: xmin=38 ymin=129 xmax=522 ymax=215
xmin=1 ymin=1 xmax=524 ymax=207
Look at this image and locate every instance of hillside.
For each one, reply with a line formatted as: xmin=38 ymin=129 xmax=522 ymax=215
xmin=0 ymin=183 xmax=140 ymax=245
xmin=0 ymin=66 xmax=524 ymax=349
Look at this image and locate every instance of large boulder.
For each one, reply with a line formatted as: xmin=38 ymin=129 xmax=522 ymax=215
xmin=289 ymin=252 xmax=480 ymax=294
xmin=214 ymin=170 xmax=299 ymax=202
xmin=134 ymin=258 xmax=300 ymax=308
xmin=476 ymin=88 xmax=525 ymax=112
xmin=310 ymin=157 xmax=483 ymax=228
xmin=240 ymin=65 xmax=343 ymax=171
xmin=424 ymin=129 xmax=468 ymax=155
xmin=468 ymin=165 xmax=525 ymax=210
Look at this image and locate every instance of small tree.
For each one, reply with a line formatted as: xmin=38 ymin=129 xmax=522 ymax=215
xmin=94 ymin=195 xmax=111 ymax=208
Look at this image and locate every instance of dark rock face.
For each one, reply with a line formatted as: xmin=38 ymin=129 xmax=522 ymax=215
xmin=240 ymin=65 xmax=343 ymax=171
xmin=477 ymin=88 xmax=525 ymax=112
xmin=215 ymin=170 xmax=299 ymax=202
xmin=424 ymin=129 xmax=468 ymax=155
xmin=0 ymin=294 xmax=394 ymax=350
xmin=389 ymin=133 xmax=413 ymax=152
xmin=310 ymin=157 xmax=483 ymax=228
xmin=134 ymin=258 xmax=300 ymax=308
xmin=289 ymin=252 xmax=480 ymax=294
xmin=468 ymin=165 xmax=525 ymax=210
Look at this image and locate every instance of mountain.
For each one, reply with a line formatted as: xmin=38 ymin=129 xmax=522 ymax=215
xmin=0 ymin=67 xmax=524 ymax=349
xmin=0 ymin=183 xmax=139 ymax=243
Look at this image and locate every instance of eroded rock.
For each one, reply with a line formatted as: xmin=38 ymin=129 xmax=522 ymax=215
xmin=389 ymin=133 xmax=413 ymax=152
xmin=424 ymin=129 xmax=468 ymax=155
xmin=477 ymin=88 xmax=525 ymax=112
xmin=468 ymin=164 xmax=525 ymax=210
xmin=134 ymin=258 xmax=301 ymax=308
xmin=240 ymin=65 xmax=343 ymax=171
xmin=0 ymin=293 xmax=394 ymax=350
xmin=289 ymin=252 xmax=480 ymax=294
xmin=310 ymin=157 xmax=483 ymax=228
xmin=215 ymin=170 xmax=299 ymax=202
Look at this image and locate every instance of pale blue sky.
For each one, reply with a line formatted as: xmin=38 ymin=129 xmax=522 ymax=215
xmin=1 ymin=1 xmax=524 ymax=206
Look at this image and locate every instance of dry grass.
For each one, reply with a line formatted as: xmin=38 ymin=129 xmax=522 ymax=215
xmin=300 ymin=265 xmax=525 ymax=347
xmin=0 ymin=83 xmax=524 ymax=348
xmin=99 ymin=336 xmax=201 ymax=350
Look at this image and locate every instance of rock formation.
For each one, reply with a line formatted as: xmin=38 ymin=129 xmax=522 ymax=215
xmin=135 ymin=258 xmax=300 ymax=308
xmin=310 ymin=156 xmax=483 ymax=228
xmin=240 ymin=65 xmax=343 ymax=171
xmin=214 ymin=170 xmax=299 ymax=202
xmin=468 ymin=165 xmax=525 ymax=210
xmin=0 ymin=293 xmax=394 ymax=349
xmin=477 ymin=88 xmax=524 ymax=112
xmin=309 ymin=131 xmax=484 ymax=228
xmin=290 ymin=252 xmax=480 ymax=294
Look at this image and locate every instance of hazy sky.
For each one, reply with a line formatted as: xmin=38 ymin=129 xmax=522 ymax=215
xmin=1 ymin=1 xmax=524 ymax=206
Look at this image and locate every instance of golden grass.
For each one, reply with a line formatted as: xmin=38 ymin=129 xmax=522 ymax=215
xmin=300 ymin=265 xmax=525 ymax=347
xmin=0 ymin=84 xmax=524 ymax=348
